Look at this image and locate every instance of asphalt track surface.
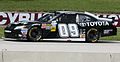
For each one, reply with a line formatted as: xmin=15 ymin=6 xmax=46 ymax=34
xmin=0 ymin=39 xmax=120 ymax=53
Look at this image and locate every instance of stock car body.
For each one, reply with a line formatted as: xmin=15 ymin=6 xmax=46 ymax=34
xmin=4 ymin=11 xmax=117 ymax=42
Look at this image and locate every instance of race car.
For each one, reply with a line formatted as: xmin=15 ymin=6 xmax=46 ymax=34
xmin=4 ymin=11 xmax=117 ymax=42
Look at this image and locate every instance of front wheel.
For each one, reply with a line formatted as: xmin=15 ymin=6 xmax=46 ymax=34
xmin=27 ymin=27 xmax=42 ymax=41
xmin=86 ymin=28 xmax=100 ymax=43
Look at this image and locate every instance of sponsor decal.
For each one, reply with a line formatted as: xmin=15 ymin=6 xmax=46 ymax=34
xmin=21 ymin=29 xmax=28 ymax=37
xmin=104 ymin=29 xmax=113 ymax=34
xmin=46 ymin=24 xmax=51 ymax=30
xmin=41 ymin=23 xmax=56 ymax=31
xmin=41 ymin=24 xmax=46 ymax=29
xmin=50 ymin=21 xmax=57 ymax=31
xmin=80 ymin=34 xmax=85 ymax=38
xmin=51 ymin=26 xmax=56 ymax=32
xmin=79 ymin=21 xmax=109 ymax=27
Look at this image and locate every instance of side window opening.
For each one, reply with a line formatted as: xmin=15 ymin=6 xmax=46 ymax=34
xmin=51 ymin=15 xmax=62 ymax=22
xmin=76 ymin=14 xmax=92 ymax=23
xmin=51 ymin=14 xmax=77 ymax=23
xmin=60 ymin=14 xmax=76 ymax=23
xmin=38 ymin=15 xmax=53 ymax=22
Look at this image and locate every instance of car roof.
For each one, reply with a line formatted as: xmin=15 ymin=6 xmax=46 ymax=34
xmin=56 ymin=11 xmax=98 ymax=19
xmin=56 ymin=11 xmax=84 ymax=14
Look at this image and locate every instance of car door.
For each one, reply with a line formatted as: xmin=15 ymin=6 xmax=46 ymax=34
xmin=57 ymin=14 xmax=80 ymax=38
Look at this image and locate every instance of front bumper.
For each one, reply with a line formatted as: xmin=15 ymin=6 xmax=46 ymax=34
xmin=4 ymin=29 xmax=27 ymax=40
xmin=3 ymin=37 xmax=27 ymax=41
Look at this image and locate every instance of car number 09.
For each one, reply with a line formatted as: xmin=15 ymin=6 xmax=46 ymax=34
xmin=58 ymin=24 xmax=79 ymax=37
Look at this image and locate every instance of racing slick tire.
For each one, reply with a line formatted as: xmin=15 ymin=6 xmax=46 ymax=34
xmin=86 ymin=28 xmax=100 ymax=43
xmin=27 ymin=26 xmax=42 ymax=41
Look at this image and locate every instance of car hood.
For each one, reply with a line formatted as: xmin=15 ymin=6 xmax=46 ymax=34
xmin=12 ymin=20 xmax=39 ymax=25
xmin=5 ymin=20 xmax=39 ymax=30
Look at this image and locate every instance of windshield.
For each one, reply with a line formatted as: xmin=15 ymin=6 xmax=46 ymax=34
xmin=37 ymin=14 xmax=54 ymax=22
xmin=48 ymin=13 xmax=63 ymax=22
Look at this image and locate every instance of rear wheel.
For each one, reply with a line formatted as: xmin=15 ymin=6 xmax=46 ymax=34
xmin=27 ymin=27 xmax=42 ymax=41
xmin=86 ymin=28 xmax=100 ymax=43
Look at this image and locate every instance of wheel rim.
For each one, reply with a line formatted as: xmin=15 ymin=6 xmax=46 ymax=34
xmin=87 ymin=28 xmax=98 ymax=42
xmin=29 ymin=27 xmax=41 ymax=41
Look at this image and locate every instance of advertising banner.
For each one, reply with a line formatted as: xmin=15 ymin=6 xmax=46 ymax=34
xmin=0 ymin=12 xmax=120 ymax=27
xmin=96 ymin=14 xmax=120 ymax=27
xmin=0 ymin=12 xmax=43 ymax=25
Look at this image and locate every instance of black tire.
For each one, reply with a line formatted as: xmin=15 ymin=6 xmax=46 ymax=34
xmin=27 ymin=26 xmax=42 ymax=41
xmin=86 ymin=28 xmax=100 ymax=43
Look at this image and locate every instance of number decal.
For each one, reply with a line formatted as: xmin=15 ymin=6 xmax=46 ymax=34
xmin=58 ymin=24 xmax=79 ymax=37
xmin=68 ymin=24 xmax=79 ymax=37
xmin=58 ymin=24 xmax=69 ymax=37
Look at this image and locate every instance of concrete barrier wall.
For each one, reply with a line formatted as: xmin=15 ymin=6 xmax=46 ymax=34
xmin=82 ymin=53 xmax=111 ymax=62
xmin=110 ymin=53 xmax=120 ymax=62
xmin=0 ymin=50 xmax=2 ymax=62
xmin=3 ymin=51 xmax=120 ymax=62
xmin=3 ymin=51 xmax=111 ymax=62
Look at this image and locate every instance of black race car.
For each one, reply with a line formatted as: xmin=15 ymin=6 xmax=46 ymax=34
xmin=4 ymin=11 xmax=117 ymax=42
